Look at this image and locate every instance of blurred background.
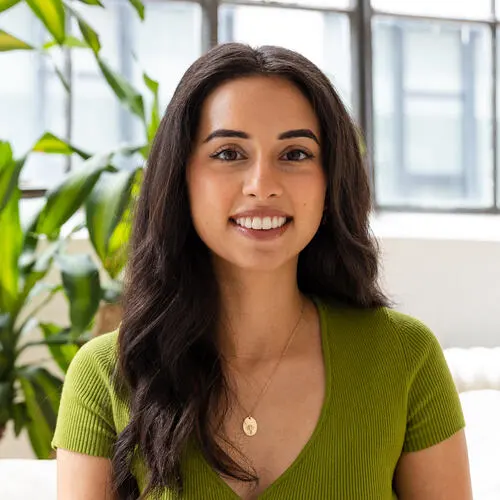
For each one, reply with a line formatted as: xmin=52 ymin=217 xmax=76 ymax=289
xmin=0 ymin=1 xmax=499 ymax=498
xmin=5 ymin=0 xmax=500 ymax=207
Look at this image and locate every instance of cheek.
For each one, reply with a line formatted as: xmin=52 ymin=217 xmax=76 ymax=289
xmin=187 ymin=166 xmax=233 ymax=228
xmin=298 ymin=172 xmax=327 ymax=213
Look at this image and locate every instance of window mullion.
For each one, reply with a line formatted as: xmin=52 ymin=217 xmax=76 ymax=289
xmin=200 ymin=0 xmax=219 ymax=50
xmin=492 ymin=21 xmax=498 ymax=208
xmin=351 ymin=0 xmax=376 ymax=199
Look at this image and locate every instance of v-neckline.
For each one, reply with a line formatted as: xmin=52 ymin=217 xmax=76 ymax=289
xmin=197 ymin=296 xmax=333 ymax=499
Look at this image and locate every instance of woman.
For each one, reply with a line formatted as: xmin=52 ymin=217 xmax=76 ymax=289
xmin=53 ymin=43 xmax=472 ymax=499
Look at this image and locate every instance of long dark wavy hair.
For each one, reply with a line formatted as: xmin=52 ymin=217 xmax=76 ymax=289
xmin=111 ymin=42 xmax=389 ymax=499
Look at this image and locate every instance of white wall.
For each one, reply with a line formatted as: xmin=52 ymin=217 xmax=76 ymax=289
xmin=1 ymin=214 xmax=499 ymax=458
xmin=380 ymin=238 xmax=500 ymax=348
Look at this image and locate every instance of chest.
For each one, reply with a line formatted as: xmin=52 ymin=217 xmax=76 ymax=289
xmin=215 ymin=350 xmax=326 ymax=499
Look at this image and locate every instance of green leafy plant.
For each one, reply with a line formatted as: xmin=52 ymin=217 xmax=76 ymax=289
xmin=0 ymin=0 xmax=160 ymax=456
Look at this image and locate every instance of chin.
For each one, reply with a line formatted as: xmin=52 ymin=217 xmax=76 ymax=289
xmin=219 ymin=251 xmax=298 ymax=274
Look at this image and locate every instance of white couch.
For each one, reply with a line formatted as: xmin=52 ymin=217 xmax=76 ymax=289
xmin=1 ymin=348 xmax=499 ymax=500
xmin=444 ymin=347 xmax=500 ymax=500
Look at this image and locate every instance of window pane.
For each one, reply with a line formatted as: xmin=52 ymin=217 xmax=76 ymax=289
xmin=68 ymin=1 xmax=122 ymax=73
xmin=372 ymin=0 xmax=492 ymax=20
xmin=271 ymin=0 xmax=353 ymax=8
xmin=0 ymin=3 xmax=47 ymax=188
xmin=373 ymin=18 xmax=493 ymax=208
xmin=5 ymin=0 xmax=202 ymax=190
xmin=40 ymin=0 xmax=127 ymax=189
xmin=132 ymin=1 xmax=202 ymax=110
xmin=405 ymin=99 xmax=462 ymax=176
xmin=218 ymin=6 xmax=352 ymax=108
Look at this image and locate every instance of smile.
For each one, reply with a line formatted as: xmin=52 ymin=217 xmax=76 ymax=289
xmin=229 ymin=216 xmax=292 ymax=241
xmin=233 ymin=216 xmax=288 ymax=231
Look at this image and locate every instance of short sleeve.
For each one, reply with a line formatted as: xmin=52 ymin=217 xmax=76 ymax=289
xmin=393 ymin=313 xmax=466 ymax=453
xmin=51 ymin=331 xmax=119 ymax=458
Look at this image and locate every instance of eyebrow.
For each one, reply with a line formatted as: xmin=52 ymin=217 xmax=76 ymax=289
xmin=203 ymin=128 xmax=320 ymax=145
xmin=278 ymin=129 xmax=320 ymax=145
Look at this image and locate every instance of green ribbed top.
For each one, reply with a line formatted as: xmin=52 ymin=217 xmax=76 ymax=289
xmin=52 ymin=298 xmax=465 ymax=499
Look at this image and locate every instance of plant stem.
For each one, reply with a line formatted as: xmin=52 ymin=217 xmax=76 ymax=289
xmin=63 ymin=5 xmax=73 ymax=173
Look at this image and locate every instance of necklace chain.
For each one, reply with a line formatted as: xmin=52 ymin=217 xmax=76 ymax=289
xmin=229 ymin=299 xmax=306 ymax=436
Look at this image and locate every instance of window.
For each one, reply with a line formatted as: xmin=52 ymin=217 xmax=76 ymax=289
xmin=372 ymin=0 xmax=492 ymax=21
xmin=218 ymin=5 xmax=352 ymax=107
xmin=2 ymin=0 xmax=500 ymax=211
xmin=0 ymin=3 xmax=53 ymax=189
xmin=0 ymin=0 xmax=202 ymax=190
xmin=278 ymin=0 xmax=352 ymax=7
xmin=372 ymin=18 xmax=493 ymax=208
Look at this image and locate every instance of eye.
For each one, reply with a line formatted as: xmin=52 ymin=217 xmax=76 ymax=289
xmin=210 ymin=148 xmax=245 ymax=162
xmin=281 ymin=149 xmax=314 ymax=162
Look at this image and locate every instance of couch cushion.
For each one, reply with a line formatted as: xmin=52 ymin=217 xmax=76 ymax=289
xmin=460 ymin=390 xmax=500 ymax=500
xmin=0 ymin=458 xmax=56 ymax=500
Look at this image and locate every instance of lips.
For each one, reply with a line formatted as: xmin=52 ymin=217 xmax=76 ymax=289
xmin=230 ymin=217 xmax=291 ymax=240
xmin=228 ymin=208 xmax=293 ymax=239
xmin=233 ymin=215 xmax=288 ymax=230
xmin=230 ymin=208 xmax=291 ymax=220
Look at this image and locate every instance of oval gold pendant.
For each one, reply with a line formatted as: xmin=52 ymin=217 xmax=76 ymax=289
xmin=243 ymin=416 xmax=258 ymax=436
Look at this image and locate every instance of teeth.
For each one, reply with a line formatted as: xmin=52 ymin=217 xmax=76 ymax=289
xmin=251 ymin=218 xmax=262 ymax=230
xmin=235 ymin=216 xmax=287 ymax=230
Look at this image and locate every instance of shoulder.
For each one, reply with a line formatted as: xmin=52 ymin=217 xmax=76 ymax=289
xmin=382 ymin=308 xmax=443 ymax=369
xmin=316 ymin=297 xmax=443 ymax=373
xmin=53 ymin=330 xmax=121 ymax=457
xmin=75 ymin=329 xmax=119 ymax=362
xmin=64 ymin=330 xmax=120 ymax=398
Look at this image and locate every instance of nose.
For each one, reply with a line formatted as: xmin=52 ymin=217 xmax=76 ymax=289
xmin=241 ymin=158 xmax=283 ymax=199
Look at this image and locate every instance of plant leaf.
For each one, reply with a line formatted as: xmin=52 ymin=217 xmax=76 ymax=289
xmin=143 ymin=73 xmax=160 ymax=143
xmin=32 ymin=132 xmax=90 ymax=159
xmin=25 ymin=283 xmax=61 ymax=303
xmin=56 ymin=253 xmax=101 ymax=335
xmin=19 ymin=241 xmax=63 ymax=310
xmin=35 ymin=152 xmax=113 ymax=238
xmin=0 ymin=30 xmax=34 ymax=51
xmin=96 ymin=57 xmax=145 ymax=121
xmin=17 ymin=366 xmax=62 ymax=458
xmin=127 ymin=0 xmax=145 ymax=20
xmin=105 ymin=169 xmax=142 ymax=279
xmin=0 ymin=187 xmax=21 ymax=316
xmin=12 ymin=402 xmax=29 ymax=437
xmin=113 ymin=143 xmax=148 ymax=157
xmin=39 ymin=323 xmax=78 ymax=373
xmin=86 ymin=169 xmax=137 ymax=275
xmin=16 ymin=317 xmax=38 ymax=342
xmin=0 ymin=381 xmax=14 ymax=426
xmin=64 ymin=2 xmax=100 ymax=54
xmin=0 ymin=0 xmax=21 ymax=14
xmin=43 ymin=35 xmax=88 ymax=50
xmin=0 ymin=141 xmax=26 ymax=213
xmin=20 ymin=329 xmax=91 ymax=350
xmin=17 ymin=284 xmax=62 ymax=335
xmin=75 ymin=0 xmax=103 ymax=6
xmin=43 ymin=54 xmax=70 ymax=92
xmin=25 ymin=0 xmax=66 ymax=46
xmin=0 ymin=314 xmax=13 ymax=380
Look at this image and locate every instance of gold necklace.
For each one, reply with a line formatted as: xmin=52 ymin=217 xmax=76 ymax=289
xmin=233 ymin=299 xmax=305 ymax=437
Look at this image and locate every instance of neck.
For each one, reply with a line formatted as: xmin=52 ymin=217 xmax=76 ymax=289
xmin=215 ymin=259 xmax=305 ymax=363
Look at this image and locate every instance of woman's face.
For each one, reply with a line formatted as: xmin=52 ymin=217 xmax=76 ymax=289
xmin=186 ymin=76 xmax=327 ymax=272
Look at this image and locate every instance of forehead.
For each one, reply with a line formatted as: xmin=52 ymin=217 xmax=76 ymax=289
xmin=197 ymin=76 xmax=320 ymax=136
